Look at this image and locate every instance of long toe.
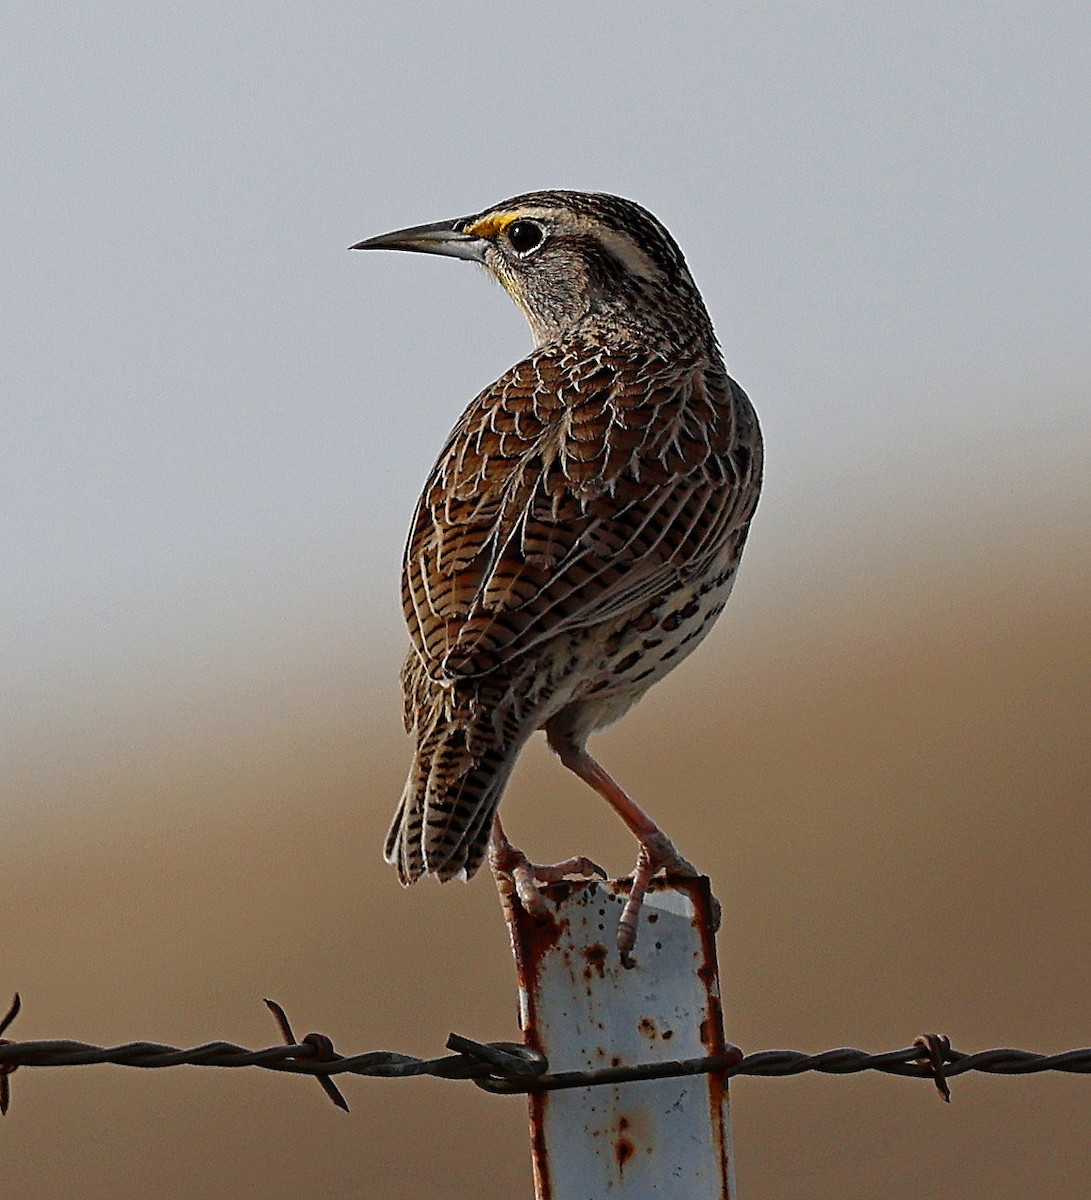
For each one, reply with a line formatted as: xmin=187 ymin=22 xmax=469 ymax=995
xmin=489 ymin=836 xmax=606 ymax=919
xmin=617 ymin=833 xmax=700 ymax=965
xmin=532 ymin=855 xmax=608 ymax=884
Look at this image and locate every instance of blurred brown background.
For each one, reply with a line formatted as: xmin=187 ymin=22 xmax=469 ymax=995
xmin=5 ymin=507 xmax=1088 ymax=1198
xmin=5 ymin=4 xmax=1090 ymax=1196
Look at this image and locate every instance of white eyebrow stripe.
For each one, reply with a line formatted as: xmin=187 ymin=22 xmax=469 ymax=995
xmin=592 ymin=225 xmax=664 ymax=280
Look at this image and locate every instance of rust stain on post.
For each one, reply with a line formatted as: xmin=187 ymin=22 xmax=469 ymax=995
xmin=505 ymin=877 xmax=735 ymax=1200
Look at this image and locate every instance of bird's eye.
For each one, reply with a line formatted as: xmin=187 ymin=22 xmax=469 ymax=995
xmin=507 ymin=220 xmax=545 ymax=255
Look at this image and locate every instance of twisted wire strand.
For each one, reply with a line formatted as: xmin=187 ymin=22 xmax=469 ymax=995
xmin=0 ymin=993 xmax=1086 ymax=1113
xmin=1 ymin=1030 xmax=1087 ymax=1098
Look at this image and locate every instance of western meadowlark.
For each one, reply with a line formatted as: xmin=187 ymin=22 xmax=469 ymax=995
xmin=352 ymin=191 xmax=762 ymax=960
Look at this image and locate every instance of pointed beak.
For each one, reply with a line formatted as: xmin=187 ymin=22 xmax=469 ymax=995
xmin=349 ymin=218 xmax=487 ymax=263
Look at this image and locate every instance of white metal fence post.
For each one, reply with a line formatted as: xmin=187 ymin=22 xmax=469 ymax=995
xmin=506 ymin=877 xmax=735 ymax=1199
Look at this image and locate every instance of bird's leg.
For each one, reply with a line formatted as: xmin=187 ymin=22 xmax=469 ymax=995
xmin=487 ymin=815 xmax=606 ymax=919
xmin=549 ymin=737 xmax=698 ymax=962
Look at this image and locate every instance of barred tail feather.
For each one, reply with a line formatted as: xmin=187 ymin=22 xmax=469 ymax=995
xmin=383 ymin=790 xmax=424 ymax=883
xmin=385 ymin=716 xmax=524 ymax=887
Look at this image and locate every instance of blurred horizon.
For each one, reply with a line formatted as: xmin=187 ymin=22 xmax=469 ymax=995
xmin=3 ymin=1 xmax=1089 ymax=1196
xmin=3 ymin=525 xmax=1089 ymax=1197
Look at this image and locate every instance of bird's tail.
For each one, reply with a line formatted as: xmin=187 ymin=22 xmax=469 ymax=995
xmin=384 ymin=698 xmax=527 ymax=886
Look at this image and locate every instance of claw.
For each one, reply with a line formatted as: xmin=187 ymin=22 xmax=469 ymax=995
xmin=488 ymin=816 xmax=605 ymax=918
xmin=618 ymin=832 xmax=699 ymax=966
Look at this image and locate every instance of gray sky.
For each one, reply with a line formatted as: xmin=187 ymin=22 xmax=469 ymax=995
xmin=4 ymin=2 xmax=1089 ymax=781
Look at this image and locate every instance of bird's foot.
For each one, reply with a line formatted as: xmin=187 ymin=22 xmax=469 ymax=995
xmin=488 ymin=822 xmax=605 ymax=919
xmin=618 ymin=831 xmax=699 ymax=966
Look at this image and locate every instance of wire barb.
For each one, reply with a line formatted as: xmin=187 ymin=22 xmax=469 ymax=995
xmin=263 ymin=999 xmax=349 ymax=1113
xmin=0 ymin=994 xmax=21 ymax=1116
xmin=914 ymin=1033 xmax=953 ymax=1102
xmin=0 ymin=995 xmax=1087 ymax=1116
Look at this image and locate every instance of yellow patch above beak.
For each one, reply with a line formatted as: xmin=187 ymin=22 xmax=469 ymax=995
xmin=462 ymin=211 xmax=521 ymax=240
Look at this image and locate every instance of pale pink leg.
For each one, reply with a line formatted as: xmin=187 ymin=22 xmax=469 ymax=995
xmin=549 ymin=736 xmax=697 ymax=962
xmin=487 ymin=815 xmax=606 ymax=918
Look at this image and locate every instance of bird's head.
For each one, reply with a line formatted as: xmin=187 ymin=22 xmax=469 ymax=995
xmin=351 ymin=190 xmax=712 ymax=347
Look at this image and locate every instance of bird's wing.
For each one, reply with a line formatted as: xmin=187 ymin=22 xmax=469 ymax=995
xmin=402 ymin=339 xmax=762 ymax=686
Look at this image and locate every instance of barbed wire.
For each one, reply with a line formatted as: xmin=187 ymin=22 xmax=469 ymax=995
xmin=0 ymin=995 xmax=1086 ymax=1114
